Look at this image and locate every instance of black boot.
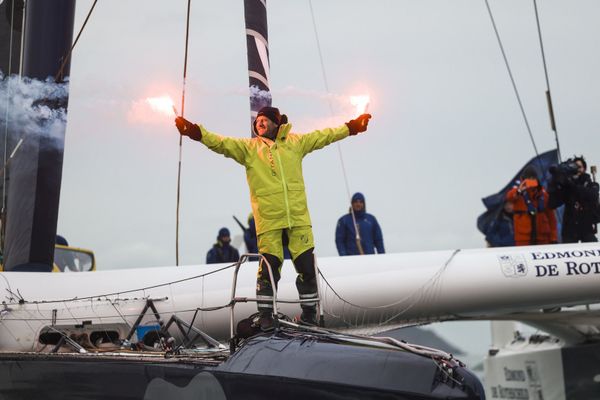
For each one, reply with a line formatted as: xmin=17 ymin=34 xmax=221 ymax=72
xmin=258 ymin=312 xmax=274 ymax=331
xmin=300 ymin=309 xmax=318 ymax=326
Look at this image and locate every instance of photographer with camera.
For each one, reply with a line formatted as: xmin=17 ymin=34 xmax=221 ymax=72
xmin=549 ymin=156 xmax=599 ymax=243
xmin=506 ymin=166 xmax=557 ymax=246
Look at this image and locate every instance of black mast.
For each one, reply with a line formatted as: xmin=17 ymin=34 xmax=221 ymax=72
xmin=3 ymin=0 xmax=75 ymax=272
xmin=244 ymin=0 xmax=271 ymax=135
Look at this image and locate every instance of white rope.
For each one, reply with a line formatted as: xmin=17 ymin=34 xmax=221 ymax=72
xmin=307 ymin=0 xmax=363 ymax=249
xmin=318 ymin=250 xmax=460 ymax=329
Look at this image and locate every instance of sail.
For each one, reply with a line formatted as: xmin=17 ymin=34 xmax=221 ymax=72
xmin=243 ymin=0 xmax=271 ymax=134
xmin=2 ymin=0 xmax=75 ymax=271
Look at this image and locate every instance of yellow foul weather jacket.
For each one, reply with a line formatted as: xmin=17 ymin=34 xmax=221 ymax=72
xmin=199 ymin=123 xmax=350 ymax=235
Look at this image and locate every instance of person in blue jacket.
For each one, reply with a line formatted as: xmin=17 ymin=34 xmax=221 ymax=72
xmin=484 ymin=200 xmax=515 ymax=247
xmin=207 ymin=227 xmax=240 ymax=264
xmin=335 ymin=192 xmax=385 ymax=256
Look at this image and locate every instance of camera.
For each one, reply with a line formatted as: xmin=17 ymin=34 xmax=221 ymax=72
xmin=549 ymin=160 xmax=579 ymax=184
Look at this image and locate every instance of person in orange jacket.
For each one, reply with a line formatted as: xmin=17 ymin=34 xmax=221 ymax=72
xmin=506 ymin=166 xmax=557 ymax=246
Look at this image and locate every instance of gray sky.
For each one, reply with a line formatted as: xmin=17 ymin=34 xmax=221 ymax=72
xmin=59 ymin=0 xmax=600 ymax=269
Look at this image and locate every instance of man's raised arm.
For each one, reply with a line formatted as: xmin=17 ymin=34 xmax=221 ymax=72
xmin=175 ymin=117 xmax=249 ymax=165
xmin=299 ymin=114 xmax=372 ymax=156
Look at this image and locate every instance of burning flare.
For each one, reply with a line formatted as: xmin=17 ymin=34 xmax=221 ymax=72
xmin=350 ymin=95 xmax=370 ymax=116
xmin=146 ymin=95 xmax=178 ymax=116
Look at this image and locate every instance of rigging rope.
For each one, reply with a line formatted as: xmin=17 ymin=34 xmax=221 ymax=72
xmin=318 ymin=250 xmax=460 ymax=329
xmin=55 ymin=0 xmax=98 ymax=82
xmin=308 ymin=0 xmax=364 ymax=254
xmin=4 ymin=261 xmax=236 ymax=306
xmin=533 ymin=0 xmax=561 ymax=162
xmin=176 ymin=0 xmax=192 ymax=266
xmin=484 ymin=0 xmax=541 ymax=159
xmin=2 ymin=0 xmax=18 ymax=235
xmin=1 ymin=302 xmax=233 ymax=322
xmin=0 ymin=0 xmax=23 ymax=251
xmin=3 ymin=249 xmax=462 ymax=335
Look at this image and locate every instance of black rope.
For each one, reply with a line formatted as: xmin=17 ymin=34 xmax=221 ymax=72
xmin=55 ymin=0 xmax=98 ymax=82
xmin=484 ymin=0 xmax=540 ymax=159
xmin=0 ymin=303 xmax=234 ymax=322
xmin=533 ymin=0 xmax=561 ymax=162
xmin=176 ymin=0 xmax=192 ymax=266
xmin=8 ymin=262 xmax=237 ymax=306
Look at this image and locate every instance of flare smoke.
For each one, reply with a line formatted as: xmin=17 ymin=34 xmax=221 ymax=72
xmin=0 ymin=72 xmax=69 ymax=150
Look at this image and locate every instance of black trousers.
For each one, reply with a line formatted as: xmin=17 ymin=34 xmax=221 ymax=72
xmin=256 ymin=248 xmax=318 ymax=315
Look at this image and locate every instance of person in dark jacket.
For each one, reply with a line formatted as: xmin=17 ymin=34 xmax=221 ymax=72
xmin=549 ymin=156 xmax=599 ymax=243
xmin=335 ymin=192 xmax=385 ymax=256
xmin=485 ymin=200 xmax=515 ymax=247
xmin=206 ymin=227 xmax=240 ymax=264
xmin=243 ymin=214 xmax=259 ymax=255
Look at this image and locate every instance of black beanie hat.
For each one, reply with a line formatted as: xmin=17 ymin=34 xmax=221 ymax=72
xmin=218 ymin=227 xmax=230 ymax=239
xmin=253 ymin=106 xmax=288 ymax=134
xmin=257 ymin=107 xmax=282 ymax=124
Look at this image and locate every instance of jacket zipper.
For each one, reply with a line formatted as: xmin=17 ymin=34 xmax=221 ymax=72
xmin=273 ymin=144 xmax=292 ymax=228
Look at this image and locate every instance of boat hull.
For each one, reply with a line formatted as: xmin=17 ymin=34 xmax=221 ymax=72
xmin=0 ymin=331 xmax=485 ymax=400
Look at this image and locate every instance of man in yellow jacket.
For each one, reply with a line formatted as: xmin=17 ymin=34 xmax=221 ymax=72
xmin=175 ymin=107 xmax=371 ymax=328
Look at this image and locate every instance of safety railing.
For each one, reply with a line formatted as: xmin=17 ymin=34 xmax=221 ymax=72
xmin=229 ymin=253 xmax=324 ymax=338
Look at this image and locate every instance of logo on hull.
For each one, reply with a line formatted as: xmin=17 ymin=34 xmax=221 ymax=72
xmin=498 ymin=254 xmax=528 ymax=278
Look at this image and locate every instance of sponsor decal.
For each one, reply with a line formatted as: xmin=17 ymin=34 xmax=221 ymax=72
xmin=489 ymin=361 xmax=546 ymax=400
xmin=498 ymin=255 xmax=528 ymax=278
xmin=490 ymin=385 xmax=529 ymax=400
xmin=498 ymin=249 xmax=600 ymax=279
xmin=530 ymin=249 xmax=600 ymax=278
xmin=531 ymin=249 xmax=600 ymax=260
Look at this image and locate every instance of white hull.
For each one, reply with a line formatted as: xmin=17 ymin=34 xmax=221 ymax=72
xmin=1 ymin=242 xmax=599 ymax=352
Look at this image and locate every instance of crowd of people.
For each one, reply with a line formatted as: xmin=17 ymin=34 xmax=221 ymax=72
xmin=485 ymin=156 xmax=599 ymax=247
